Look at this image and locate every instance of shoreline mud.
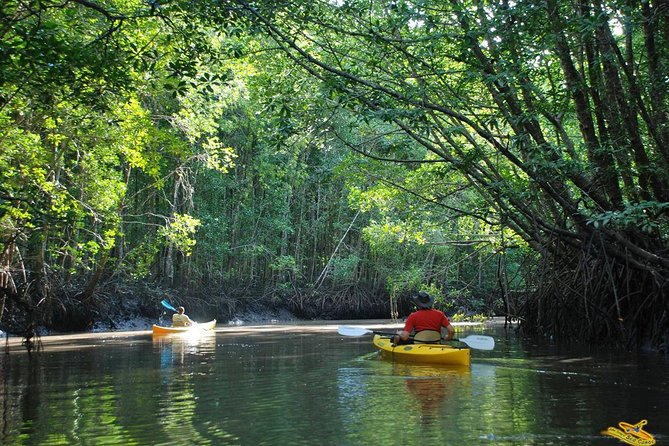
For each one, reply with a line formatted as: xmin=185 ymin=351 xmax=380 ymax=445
xmin=2 ymin=317 xmax=513 ymax=352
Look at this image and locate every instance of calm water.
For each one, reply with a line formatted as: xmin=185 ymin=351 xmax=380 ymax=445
xmin=1 ymin=323 xmax=667 ymax=445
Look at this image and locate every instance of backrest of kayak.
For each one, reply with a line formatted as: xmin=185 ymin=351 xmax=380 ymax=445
xmin=414 ymin=330 xmax=441 ymax=343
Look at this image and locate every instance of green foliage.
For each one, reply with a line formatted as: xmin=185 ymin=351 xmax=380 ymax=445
xmin=587 ymin=202 xmax=669 ymax=235
xmin=330 ymin=255 xmax=361 ymax=282
xmin=159 ymin=214 xmax=201 ymax=256
xmin=450 ymin=313 xmax=488 ymax=323
xmin=269 ymin=255 xmax=298 ymax=273
xmin=6 ymin=0 xmax=631 ymax=330
xmin=386 ymin=266 xmax=424 ymax=298
xmin=0 ymin=0 xmax=246 ymax=294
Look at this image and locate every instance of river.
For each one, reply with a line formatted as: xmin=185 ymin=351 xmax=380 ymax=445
xmin=1 ymin=321 xmax=667 ymax=445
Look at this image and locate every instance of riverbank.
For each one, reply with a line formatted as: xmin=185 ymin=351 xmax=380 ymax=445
xmin=1 ymin=277 xmax=503 ymax=340
xmin=2 ymin=317 xmax=512 ymax=352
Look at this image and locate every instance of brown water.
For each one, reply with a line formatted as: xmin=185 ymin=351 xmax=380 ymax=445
xmin=1 ymin=322 xmax=667 ymax=445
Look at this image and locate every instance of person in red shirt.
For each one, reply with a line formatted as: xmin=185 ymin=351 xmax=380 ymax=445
xmin=392 ymin=291 xmax=454 ymax=344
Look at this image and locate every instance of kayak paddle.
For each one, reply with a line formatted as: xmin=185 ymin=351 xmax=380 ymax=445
xmin=337 ymin=325 xmax=396 ymax=337
xmin=161 ymin=299 xmax=201 ymax=327
xmin=451 ymin=335 xmax=495 ymax=350
xmin=337 ymin=325 xmax=495 ymax=350
xmin=161 ymin=299 xmax=178 ymax=312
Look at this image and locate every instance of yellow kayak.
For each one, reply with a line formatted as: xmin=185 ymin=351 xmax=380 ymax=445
xmin=373 ymin=335 xmax=470 ymax=366
xmin=152 ymin=320 xmax=216 ymax=335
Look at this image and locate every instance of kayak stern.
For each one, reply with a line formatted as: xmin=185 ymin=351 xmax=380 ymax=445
xmin=373 ymin=335 xmax=470 ymax=366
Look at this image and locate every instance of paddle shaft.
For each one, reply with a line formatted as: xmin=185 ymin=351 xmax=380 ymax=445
xmin=375 ymin=334 xmax=488 ymax=350
xmin=337 ymin=325 xmax=494 ymax=350
xmin=374 ymin=330 xmax=494 ymax=350
xmin=371 ymin=331 xmax=398 ymax=337
xmin=161 ymin=299 xmax=178 ymax=312
xmin=376 ymin=332 xmax=459 ymax=343
xmin=369 ymin=331 xmax=446 ymax=342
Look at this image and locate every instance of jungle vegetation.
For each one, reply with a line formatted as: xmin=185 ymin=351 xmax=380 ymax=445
xmin=1 ymin=0 xmax=667 ymax=351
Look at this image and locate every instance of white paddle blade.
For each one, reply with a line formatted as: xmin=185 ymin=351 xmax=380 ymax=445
xmin=458 ymin=335 xmax=495 ymax=350
xmin=337 ymin=326 xmax=374 ymax=337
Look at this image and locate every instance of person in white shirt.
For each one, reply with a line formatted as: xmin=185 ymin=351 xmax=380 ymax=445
xmin=172 ymin=306 xmax=194 ymax=327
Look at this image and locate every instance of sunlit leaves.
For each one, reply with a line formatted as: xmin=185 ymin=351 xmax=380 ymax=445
xmin=114 ymin=99 xmax=154 ymax=170
xmin=159 ymin=213 xmax=202 ymax=256
xmin=200 ymin=138 xmax=237 ymax=173
xmin=363 ymin=220 xmax=426 ymax=248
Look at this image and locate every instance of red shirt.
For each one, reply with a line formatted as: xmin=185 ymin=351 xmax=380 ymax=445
xmin=403 ymin=308 xmax=451 ymax=333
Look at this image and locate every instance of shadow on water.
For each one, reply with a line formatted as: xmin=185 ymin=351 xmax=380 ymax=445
xmin=1 ymin=322 xmax=667 ymax=445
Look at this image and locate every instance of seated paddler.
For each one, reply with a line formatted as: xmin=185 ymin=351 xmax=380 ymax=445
xmin=172 ymin=306 xmax=194 ymax=327
xmin=392 ymin=291 xmax=454 ymax=345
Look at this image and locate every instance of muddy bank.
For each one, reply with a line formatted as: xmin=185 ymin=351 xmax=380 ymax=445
xmin=3 ymin=281 xmax=390 ymax=330
xmin=2 ymin=318 xmax=507 ymax=353
xmin=0 ymin=278 xmax=505 ymax=357
xmin=2 ymin=279 xmax=499 ymax=338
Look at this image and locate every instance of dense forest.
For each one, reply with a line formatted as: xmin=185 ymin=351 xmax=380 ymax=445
xmin=1 ymin=0 xmax=667 ymax=351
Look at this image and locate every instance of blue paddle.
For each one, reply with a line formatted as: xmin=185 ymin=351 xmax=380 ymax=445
xmin=161 ymin=299 xmax=177 ymax=312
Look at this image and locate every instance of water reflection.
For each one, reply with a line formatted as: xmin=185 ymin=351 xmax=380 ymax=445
xmin=153 ymin=331 xmax=216 ymax=369
xmin=393 ymin=363 xmax=470 ymax=425
xmin=153 ymin=332 xmax=228 ymax=445
xmin=1 ymin=326 xmax=668 ymax=445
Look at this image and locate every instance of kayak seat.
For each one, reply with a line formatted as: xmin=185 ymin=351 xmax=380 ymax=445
xmin=413 ymin=330 xmax=441 ymax=344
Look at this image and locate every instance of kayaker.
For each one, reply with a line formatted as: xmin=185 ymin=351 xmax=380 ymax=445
xmin=392 ymin=291 xmax=454 ymax=344
xmin=172 ymin=306 xmax=194 ymax=327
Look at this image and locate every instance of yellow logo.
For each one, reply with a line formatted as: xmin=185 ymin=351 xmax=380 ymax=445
xmin=601 ymin=419 xmax=655 ymax=445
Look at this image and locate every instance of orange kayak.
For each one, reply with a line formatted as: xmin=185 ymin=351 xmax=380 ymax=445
xmin=152 ymin=320 xmax=216 ymax=335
